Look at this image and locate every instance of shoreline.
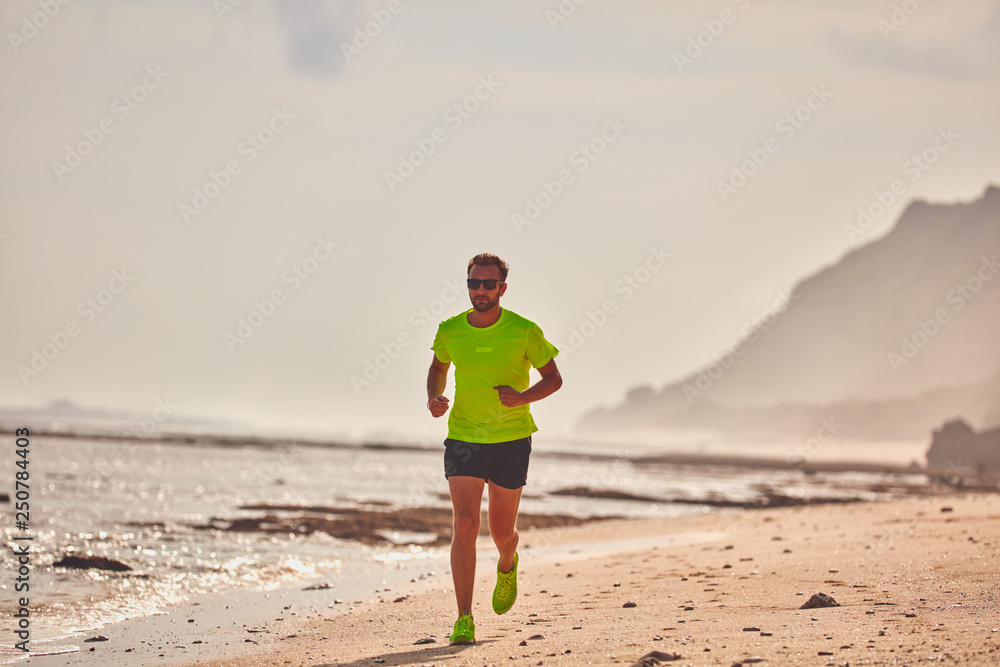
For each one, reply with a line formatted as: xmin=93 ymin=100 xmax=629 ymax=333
xmin=16 ymin=492 xmax=997 ymax=666
xmin=6 ymin=548 xmax=452 ymax=666
xmin=7 ymin=432 xmax=969 ymax=667
xmin=6 ymin=425 xmax=955 ymax=478
xmin=9 ymin=518 xmax=715 ymax=666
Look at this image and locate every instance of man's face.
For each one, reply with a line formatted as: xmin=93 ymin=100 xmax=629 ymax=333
xmin=467 ymin=264 xmax=506 ymax=313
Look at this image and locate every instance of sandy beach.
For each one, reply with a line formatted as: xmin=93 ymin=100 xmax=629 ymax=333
xmin=108 ymin=492 xmax=998 ymax=667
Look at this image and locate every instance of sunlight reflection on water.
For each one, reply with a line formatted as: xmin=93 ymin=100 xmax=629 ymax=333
xmin=0 ymin=433 xmax=923 ymax=658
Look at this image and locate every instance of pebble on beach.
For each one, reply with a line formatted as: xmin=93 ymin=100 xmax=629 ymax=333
xmin=630 ymin=650 xmax=683 ymax=665
xmin=302 ymin=583 xmax=332 ymax=590
xmin=800 ymin=592 xmax=840 ymax=609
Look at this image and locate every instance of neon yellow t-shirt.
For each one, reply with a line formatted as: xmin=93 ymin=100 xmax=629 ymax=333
xmin=432 ymin=308 xmax=559 ymax=444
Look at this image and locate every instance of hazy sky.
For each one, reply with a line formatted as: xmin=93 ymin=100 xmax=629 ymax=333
xmin=2 ymin=0 xmax=998 ymax=442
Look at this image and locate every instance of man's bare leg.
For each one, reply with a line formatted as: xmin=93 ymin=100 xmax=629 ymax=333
xmin=487 ymin=481 xmax=523 ymax=573
xmin=449 ymin=476 xmax=485 ymax=616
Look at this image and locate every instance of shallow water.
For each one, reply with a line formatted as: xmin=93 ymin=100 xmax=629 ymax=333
xmin=0 ymin=433 xmax=925 ymax=660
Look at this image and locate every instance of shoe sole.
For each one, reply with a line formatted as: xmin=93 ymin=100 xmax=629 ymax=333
xmin=493 ymin=595 xmax=514 ymax=614
xmin=493 ymin=554 xmax=518 ymax=614
xmin=493 ymin=580 xmax=516 ymax=613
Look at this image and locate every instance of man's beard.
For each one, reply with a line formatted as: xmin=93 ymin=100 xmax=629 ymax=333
xmin=471 ymin=293 xmax=499 ymax=312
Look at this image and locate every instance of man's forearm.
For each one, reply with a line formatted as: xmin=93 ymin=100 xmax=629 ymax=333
xmin=520 ymin=372 xmax=562 ymax=404
xmin=427 ymin=367 xmax=447 ymax=401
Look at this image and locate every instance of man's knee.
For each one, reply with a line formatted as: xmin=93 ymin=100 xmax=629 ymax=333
xmin=489 ymin=511 xmax=518 ymax=540
xmin=453 ymin=511 xmax=481 ymax=538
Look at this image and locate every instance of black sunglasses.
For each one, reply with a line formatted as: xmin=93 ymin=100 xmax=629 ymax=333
xmin=467 ymin=279 xmax=503 ymax=290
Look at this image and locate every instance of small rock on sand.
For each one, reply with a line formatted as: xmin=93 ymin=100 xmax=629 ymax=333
xmin=413 ymin=637 xmax=435 ymax=645
xmin=623 ymin=601 xmax=638 ymax=608
xmin=800 ymin=592 xmax=840 ymax=609
xmin=84 ymin=636 xmax=109 ymax=643
xmin=630 ymin=650 xmax=682 ymax=666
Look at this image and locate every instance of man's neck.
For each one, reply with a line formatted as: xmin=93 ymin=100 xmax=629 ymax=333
xmin=467 ymin=306 xmax=502 ymax=328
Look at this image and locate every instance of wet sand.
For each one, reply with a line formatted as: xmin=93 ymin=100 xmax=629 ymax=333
xmin=149 ymin=492 xmax=1000 ymax=667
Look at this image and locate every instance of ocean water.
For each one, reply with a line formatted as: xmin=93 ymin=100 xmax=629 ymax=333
xmin=0 ymin=432 xmax=923 ymax=662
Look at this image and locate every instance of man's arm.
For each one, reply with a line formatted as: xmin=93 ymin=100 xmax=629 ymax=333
xmin=427 ymin=354 xmax=451 ymax=418
xmin=494 ymin=358 xmax=563 ymax=408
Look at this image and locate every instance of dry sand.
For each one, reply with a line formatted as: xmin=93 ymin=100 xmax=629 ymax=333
xmin=164 ymin=493 xmax=998 ymax=666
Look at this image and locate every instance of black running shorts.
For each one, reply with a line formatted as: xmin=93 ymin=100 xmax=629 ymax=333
xmin=443 ymin=436 xmax=532 ymax=490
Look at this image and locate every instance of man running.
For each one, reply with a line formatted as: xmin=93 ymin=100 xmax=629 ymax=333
xmin=426 ymin=253 xmax=563 ymax=646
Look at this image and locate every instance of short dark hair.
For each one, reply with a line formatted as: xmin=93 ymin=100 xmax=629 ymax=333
xmin=467 ymin=253 xmax=509 ymax=282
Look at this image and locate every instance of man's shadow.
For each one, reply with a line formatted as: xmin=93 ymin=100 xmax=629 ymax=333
xmin=317 ymin=640 xmax=489 ymax=667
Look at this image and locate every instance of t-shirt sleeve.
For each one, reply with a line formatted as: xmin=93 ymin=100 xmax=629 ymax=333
xmin=525 ymin=322 xmax=559 ymax=369
xmin=431 ymin=323 xmax=452 ymax=363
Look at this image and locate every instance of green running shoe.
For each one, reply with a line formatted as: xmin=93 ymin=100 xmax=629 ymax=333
xmin=492 ymin=551 xmax=518 ymax=614
xmin=449 ymin=613 xmax=475 ymax=645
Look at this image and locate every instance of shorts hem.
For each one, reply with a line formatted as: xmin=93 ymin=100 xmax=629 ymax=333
xmin=443 ymin=436 xmax=531 ymax=490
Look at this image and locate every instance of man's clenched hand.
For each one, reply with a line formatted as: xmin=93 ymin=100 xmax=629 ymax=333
xmin=493 ymin=385 xmax=528 ymax=408
xmin=427 ymin=395 xmax=450 ymax=418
